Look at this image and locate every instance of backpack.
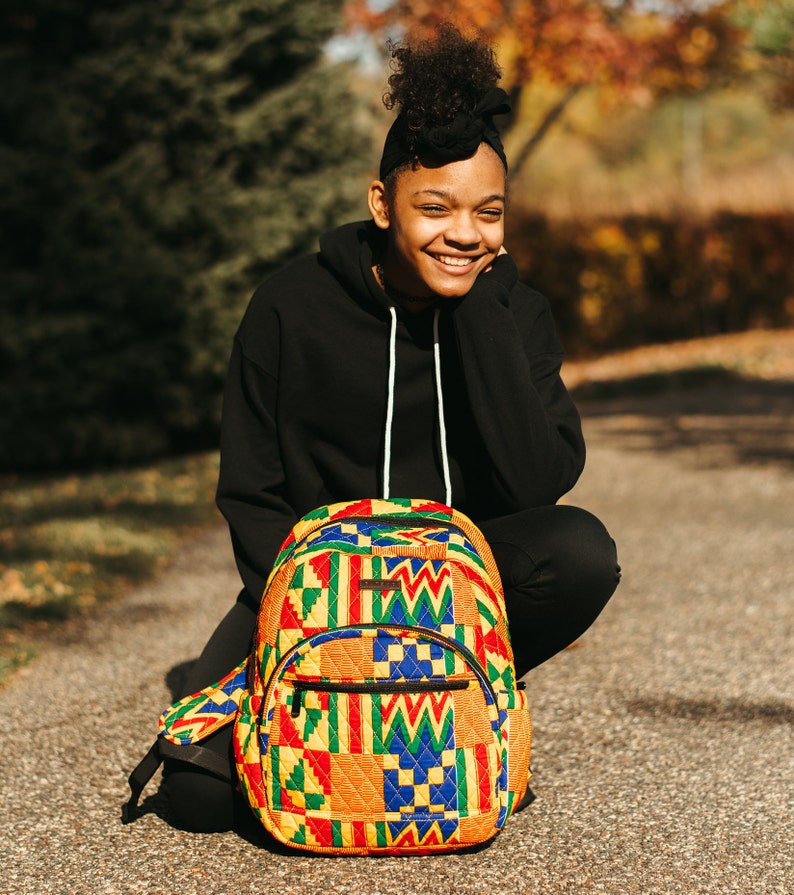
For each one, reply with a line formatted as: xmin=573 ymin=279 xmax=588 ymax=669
xmin=123 ymin=497 xmax=531 ymax=854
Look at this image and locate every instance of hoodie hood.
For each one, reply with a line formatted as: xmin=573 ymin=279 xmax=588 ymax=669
xmin=319 ymin=220 xmax=392 ymax=317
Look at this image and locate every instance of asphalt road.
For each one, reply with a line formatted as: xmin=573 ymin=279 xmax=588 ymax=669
xmin=1 ymin=384 xmax=792 ymax=895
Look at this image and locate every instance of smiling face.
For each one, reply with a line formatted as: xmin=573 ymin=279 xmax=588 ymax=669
xmin=368 ymin=144 xmax=506 ymax=303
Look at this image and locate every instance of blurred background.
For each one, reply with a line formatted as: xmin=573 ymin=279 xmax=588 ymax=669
xmin=1 ymin=0 xmax=792 ymax=675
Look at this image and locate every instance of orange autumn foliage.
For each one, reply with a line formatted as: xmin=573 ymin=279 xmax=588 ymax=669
xmin=344 ymin=1 xmax=748 ymax=174
xmin=346 ymin=1 xmax=745 ymax=92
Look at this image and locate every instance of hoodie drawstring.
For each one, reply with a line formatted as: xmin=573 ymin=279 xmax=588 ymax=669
xmin=433 ymin=309 xmax=453 ymax=505
xmin=382 ymin=307 xmax=398 ymax=500
xmin=383 ymin=306 xmax=452 ymax=506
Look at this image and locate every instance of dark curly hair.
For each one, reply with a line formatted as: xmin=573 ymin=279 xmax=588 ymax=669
xmin=383 ymin=24 xmax=503 ymax=155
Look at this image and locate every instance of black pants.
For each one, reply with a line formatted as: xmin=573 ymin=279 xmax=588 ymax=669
xmin=165 ymin=505 xmax=620 ymax=832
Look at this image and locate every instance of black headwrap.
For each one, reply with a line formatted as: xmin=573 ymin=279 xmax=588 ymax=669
xmin=379 ymin=87 xmax=511 ymax=181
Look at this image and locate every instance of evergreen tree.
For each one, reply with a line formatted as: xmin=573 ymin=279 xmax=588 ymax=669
xmin=0 ymin=0 xmax=371 ymax=469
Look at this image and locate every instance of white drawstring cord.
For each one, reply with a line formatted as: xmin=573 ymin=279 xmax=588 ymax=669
xmin=382 ymin=306 xmax=398 ymax=499
xmin=433 ymin=308 xmax=453 ymax=506
xmin=382 ymin=305 xmax=452 ymax=506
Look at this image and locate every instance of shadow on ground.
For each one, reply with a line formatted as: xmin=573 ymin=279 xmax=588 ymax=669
xmin=165 ymin=659 xmax=196 ymax=701
xmin=572 ymin=368 xmax=794 ymax=468
xmin=626 ymin=694 xmax=794 ymax=727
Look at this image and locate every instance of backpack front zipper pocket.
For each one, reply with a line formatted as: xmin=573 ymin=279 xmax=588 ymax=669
xmin=256 ymin=624 xmax=506 ymax=850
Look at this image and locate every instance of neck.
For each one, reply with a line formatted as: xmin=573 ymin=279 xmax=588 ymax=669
xmin=375 ymin=263 xmax=438 ymax=313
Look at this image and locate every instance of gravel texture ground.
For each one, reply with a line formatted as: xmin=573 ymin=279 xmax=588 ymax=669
xmin=1 ymin=375 xmax=791 ymax=895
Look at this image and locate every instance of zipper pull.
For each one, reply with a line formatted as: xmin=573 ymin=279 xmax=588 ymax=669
xmin=291 ymin=684 xmax=303 ymax=718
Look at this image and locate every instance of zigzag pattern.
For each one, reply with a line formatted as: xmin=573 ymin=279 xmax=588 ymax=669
xmin=160 ymin=660 xmax=248 ymax=744
xmin=380 ymin=558 xmax=455 ymax=628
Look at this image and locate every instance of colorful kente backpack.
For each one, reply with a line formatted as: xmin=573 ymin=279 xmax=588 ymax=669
xmin=124 ymin=497 xmax=531 ymax=854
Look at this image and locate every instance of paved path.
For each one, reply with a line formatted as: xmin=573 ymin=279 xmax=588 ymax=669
xmin=1 ymin=385 xmax=792 ymax=895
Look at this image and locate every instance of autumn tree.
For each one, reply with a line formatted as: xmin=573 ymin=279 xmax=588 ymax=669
xmin=732 ymin=0 xmax=794 ymax=107
xmin=344 ymin=0 xmax=748 ymax=178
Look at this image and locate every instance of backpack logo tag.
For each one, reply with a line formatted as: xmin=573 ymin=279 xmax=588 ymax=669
xmin=358 ymin=578 xmax=401 ymax=590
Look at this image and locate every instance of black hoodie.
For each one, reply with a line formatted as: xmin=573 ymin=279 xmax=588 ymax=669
xmin=216 ymin=220 xmax=585 ymax=604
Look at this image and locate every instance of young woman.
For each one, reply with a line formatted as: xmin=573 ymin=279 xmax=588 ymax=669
xmin=165 ymin=25 xmax=620 ymax=833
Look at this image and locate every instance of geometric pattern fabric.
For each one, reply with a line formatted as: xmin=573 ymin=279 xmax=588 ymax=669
xmin=159 ymin=498 xmax=531 ymax=854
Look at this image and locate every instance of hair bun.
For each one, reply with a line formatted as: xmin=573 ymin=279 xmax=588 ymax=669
xmin=383 ymin=24 xmax=503 ymax=138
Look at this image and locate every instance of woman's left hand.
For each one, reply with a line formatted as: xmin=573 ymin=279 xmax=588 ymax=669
xmin=484 ymin=245 xmax=508 ymax=272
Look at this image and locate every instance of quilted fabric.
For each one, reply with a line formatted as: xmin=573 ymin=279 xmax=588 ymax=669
xmin=159 ymin=498 xmax=531 ymax=854
xmin=160 ymin=660 xmax=248 ymax=745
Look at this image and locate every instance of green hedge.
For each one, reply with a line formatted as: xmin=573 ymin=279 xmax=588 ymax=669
xmin=507 ymin=212 xmax=794 ymax=356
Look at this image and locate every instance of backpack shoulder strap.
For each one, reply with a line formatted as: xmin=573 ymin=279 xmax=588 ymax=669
xmin=121 ymin=737 xmax=233 ymax=824
xmin=122 ymin=657 xmax=248 ymax=824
